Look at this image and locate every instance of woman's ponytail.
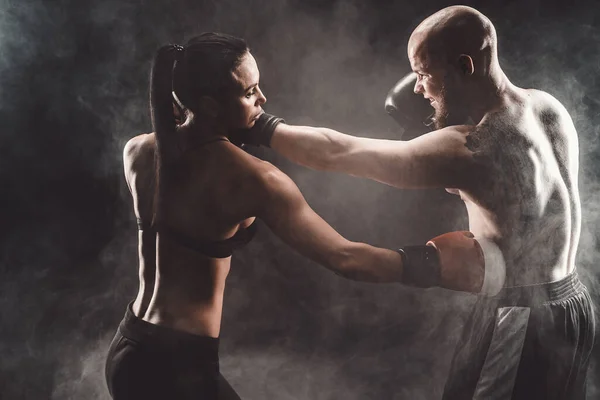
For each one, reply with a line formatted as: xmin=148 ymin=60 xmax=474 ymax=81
xmin=149 ymin=44 xmax=182 ymax=225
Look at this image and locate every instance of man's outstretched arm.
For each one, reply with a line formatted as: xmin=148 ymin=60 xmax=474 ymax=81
xmin=269 ymin=122 xmax=480 ymax=190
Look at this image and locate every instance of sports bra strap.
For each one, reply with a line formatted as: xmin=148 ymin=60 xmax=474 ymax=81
xmin=136 ymin=218 xmax=257 ymax=258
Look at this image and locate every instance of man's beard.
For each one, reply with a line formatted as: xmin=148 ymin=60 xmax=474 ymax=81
xmin=431 ymin=85 xmax=470 ymax=129
xmin=433 ymin=104 xmax=448 ymax=130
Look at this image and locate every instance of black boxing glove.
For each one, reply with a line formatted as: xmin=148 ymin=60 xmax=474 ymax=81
xmin=384 ymin=72 xmax=434 ymax=139
xmin=231 ymin=112 xmax=285 ymax=148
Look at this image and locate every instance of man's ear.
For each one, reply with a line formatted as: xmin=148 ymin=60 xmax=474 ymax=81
xmin=198 ymin=96 xmax=221 ymax=118
xmin=458 ymin=54 xmax=475 ymax=76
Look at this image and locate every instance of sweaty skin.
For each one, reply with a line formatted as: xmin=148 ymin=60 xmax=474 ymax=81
xmin=267 ymin=6 xmax=580 ymax=287
xmin=124 ymin=53 xmax=404 ymax=338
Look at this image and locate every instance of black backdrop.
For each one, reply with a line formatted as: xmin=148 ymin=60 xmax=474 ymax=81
xmin=1 ymin=0 xmax=599 ymax=398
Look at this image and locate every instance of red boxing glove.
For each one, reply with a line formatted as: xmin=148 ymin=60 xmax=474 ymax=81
xmin=427 ymin=231 xmax=505 ymax=295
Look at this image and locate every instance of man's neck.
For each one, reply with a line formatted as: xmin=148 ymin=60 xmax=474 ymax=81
xmin=469 ymin=69 xmax=512 ymax=123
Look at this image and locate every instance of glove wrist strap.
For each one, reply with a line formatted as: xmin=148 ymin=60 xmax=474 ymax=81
xmin=397 ymin=245 xmax=441 ymax=288
xmin=255 ymin=113 xmax=284 ymax=147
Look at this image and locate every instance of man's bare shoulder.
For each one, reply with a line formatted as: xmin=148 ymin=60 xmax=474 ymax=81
xmin=525 ymin=90 xmax=580 ymax=154
xmin=526 ymin=89 xmax=576 ymax=125
xmin=414 ymin=124 xmax=476 ymax=150
xmin=526 ymin=88 xmax=565 ymax=107
xmin=409 ymin=124 xmax=475 ymax=142
xmin=476 ymin=88 xmax=573 ymax=133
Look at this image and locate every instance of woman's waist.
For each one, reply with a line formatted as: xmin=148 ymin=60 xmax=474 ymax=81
xmin=119 ymin=302 xmax=221 ymax=359
xmin=140 ymin=290 xmax=225 ymax=337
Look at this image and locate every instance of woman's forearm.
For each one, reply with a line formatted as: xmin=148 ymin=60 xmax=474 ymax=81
xmin=327 ymin=242 xmax=404 ymax=283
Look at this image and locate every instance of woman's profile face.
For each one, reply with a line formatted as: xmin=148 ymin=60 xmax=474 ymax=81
xmin=222 ymin=52 xmax=267 ymax=130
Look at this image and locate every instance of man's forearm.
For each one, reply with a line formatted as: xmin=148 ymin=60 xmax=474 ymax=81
xmin=270 ymin=124 xmax=355 ymax=171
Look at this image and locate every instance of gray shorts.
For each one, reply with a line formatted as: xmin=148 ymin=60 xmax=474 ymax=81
xmin=442 ymin=273 xmax=595 ymax=400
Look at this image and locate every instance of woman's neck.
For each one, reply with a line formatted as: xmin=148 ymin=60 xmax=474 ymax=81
xmin=178 ymin=118 xmax=229 ymax=149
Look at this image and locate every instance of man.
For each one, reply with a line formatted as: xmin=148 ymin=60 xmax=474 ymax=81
xmin=240 ymin=5 xmax=595 ymax=400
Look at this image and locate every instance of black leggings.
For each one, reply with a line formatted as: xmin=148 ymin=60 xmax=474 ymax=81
xmin=105 ymin=304 xmax=241 ymax=400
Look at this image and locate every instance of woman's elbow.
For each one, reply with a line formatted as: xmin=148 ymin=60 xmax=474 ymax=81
xmin=325 ymin=246 xmax=365 ymax=281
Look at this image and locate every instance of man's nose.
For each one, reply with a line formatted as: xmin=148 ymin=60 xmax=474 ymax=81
xmin=414 ymin=80 xmax=424 ymax=95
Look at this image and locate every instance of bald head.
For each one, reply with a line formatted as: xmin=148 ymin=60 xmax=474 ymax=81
xmin=409 ymin=6 xmax=497 ymax=74
xmin=407 ymin=7 xmax=504 ymax=129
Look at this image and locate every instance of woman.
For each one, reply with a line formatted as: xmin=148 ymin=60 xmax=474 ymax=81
xmin=104 ymin=32 xmax=409 ymax=400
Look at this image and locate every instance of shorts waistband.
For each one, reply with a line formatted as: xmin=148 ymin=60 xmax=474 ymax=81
xmin=118 ymin=303 xmax=219 ymax=360
xmin=496 ymin=273 xmax=586 ymax=306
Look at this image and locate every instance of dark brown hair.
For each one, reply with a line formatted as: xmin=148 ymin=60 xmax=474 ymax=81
xmin=148 ymin=32 xmax=249 ymax=224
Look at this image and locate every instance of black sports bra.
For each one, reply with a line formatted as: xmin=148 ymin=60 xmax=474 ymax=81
xmin=137 ymin=218 xmax=257 ymax=258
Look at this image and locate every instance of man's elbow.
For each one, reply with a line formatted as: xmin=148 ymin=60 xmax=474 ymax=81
xmin=314 ymin=129 xmax=357 ymax=172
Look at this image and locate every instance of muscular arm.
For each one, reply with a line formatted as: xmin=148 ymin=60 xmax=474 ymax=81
xmin=254 ymin=167 xmax=404 ymax=283
xmin=270 ymin=123 xmax=479 ymax=189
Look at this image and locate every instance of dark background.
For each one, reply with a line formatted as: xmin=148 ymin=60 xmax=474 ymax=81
xmin=1 ymin=0 xmax=599 ymax=398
